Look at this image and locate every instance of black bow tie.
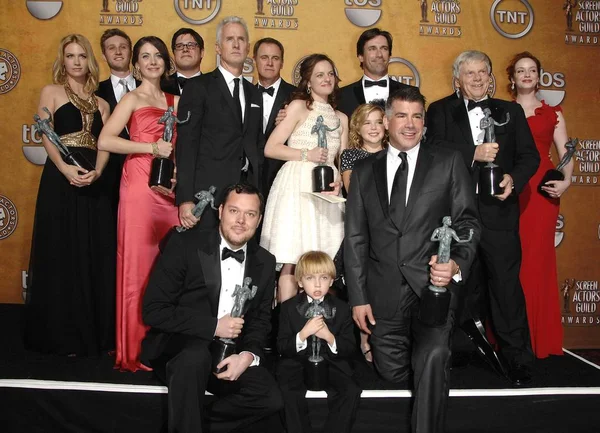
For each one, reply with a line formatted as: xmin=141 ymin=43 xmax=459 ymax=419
xmin=222 ymin=247 xmax=245 ymax=263
xmin=364 ymin=79 xmax=387 ymax=88
xmin=177 ymin=76 xmax=188 ymax=89
xmin=467 ymin=99 xmax=489 ymax=111
xmin=259 ymin=85 xmax=275 ymax=96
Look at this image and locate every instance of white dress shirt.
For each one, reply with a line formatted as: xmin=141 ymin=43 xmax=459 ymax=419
xmin=362 ymin=74 xmax=391 ymax=103
xmin=386 ymin=144 xmax=463 ymax=282
xmin=465 ymin=96 xmax=489 ymax=194
xmin=217 ymin=235 xmax=259 ymax=366
xmin=295 ymin=296 xmax=338 ymax=354
xmin=386 ymin=143 xmax=421 ymax=204
xmin=258 ymin=77 xmax=281 ymax=133
xmin=218 ymin=65 xmax=246 ymax=122
xmin=464 ymin=96 xmax=488 ymax=147
xmin=110 ymin=74 xmax=136 ymax=103
xmin=176 ymin=71 xmax=201 ymax=94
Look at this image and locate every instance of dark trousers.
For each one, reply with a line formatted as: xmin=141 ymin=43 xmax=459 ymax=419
xmin=150 ymin=336 xmax=283 ymax=433
xmin=276 ymin=358 xmax=361 ymax=433
xmin=370 ymin=287 xmax=455 ymax=433
xmin=479 ymin=226 xmax=534 ymax=367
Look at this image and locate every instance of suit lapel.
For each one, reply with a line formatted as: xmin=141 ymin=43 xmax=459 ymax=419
xmin=100 ymin=80 xmax=118 ymax=112
xmin=197 ymin=230 xmax=222 ymax=316
xmin=404 ymin=145 xmax=433 ymax=225
xmin=265 ymin=81 xmax=288 ymax=135
xmin=242 ymin=78 xmax=252 ymax=133
xmin=488 ymin=98 xmax=506 ymax=125
xmin=373 ymin=151 xmax=401 ymax=231
xmin=243 ymin=240 xmax=264 ymax=295
xmin=450 ymin=96 xmax=475 ymax=148
xmin=352 ymin=80 xmax=366 ymax=106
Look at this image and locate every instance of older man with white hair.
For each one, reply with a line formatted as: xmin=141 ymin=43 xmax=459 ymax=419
xmin=427 ymin=50 xmax=540 ymax=387
xmin=176 ymin=16 xmax=265 ymax=230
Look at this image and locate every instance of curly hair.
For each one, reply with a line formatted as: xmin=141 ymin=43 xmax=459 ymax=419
xmin=348 ymin=103 xmax=388 ymax=150
xmin=506 ymin=51 xmax=541 ymax=98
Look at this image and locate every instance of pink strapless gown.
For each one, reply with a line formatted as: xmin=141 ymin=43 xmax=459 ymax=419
xmin=115 ymin=96 xmax=180 ymax=372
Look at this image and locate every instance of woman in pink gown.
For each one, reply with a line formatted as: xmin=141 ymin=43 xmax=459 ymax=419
xmin=506 ymin=52 xmax=573 ymax=358
xmin=99 ymin=36 xmax=180 ymax=371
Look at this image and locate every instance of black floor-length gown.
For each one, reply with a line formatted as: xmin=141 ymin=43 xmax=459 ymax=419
xmin=25 ymin=86 xmax=116 ymax=356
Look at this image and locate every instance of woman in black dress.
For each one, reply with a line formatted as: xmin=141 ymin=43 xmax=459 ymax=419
xmin=25 ymin=34 xmax=114 ymax=357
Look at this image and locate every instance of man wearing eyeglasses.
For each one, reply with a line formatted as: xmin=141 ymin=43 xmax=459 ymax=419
xmin=162 ymin=28 xmax=205 ymax=96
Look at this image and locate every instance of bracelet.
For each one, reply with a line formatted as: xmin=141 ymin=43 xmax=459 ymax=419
xmin=151 ymin=142 xmax=159 ymax=157
xmin=301 ymin=148 xmax=308 ymax=162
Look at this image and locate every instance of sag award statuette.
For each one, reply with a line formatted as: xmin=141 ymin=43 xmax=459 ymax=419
xmin=175 ymin=186 xmax=217 ymax=232
xmin=149 ymin=107 xmax=191 ymax=189
xmin=538 ymin=138 xmax=578 ymax=199
xmin=311 ymin=115 xmax=340 ymax=192
xmin=479 ymin=108 xmax=510 ymax=196
xmin=419 ymin=216 xmax=473 ymax=327
xmin=211 ymin=277 xmax=258 ymax=374
xmin=33 ymin=107 xmax=95 ymax=172
xmin=299 ymin=298 xmax=336 ymax=391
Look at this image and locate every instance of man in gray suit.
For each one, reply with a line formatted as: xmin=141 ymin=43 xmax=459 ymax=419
xmin=345 ymin=87 xmax=480 ymax=433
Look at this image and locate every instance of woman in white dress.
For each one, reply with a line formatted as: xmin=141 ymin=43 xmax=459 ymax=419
xmin=260 ymin=54 xmax=348 ymax=303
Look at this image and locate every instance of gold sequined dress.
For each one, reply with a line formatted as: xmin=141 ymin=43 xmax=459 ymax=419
xmin=25 ymin=86 xmax=116 ymax=356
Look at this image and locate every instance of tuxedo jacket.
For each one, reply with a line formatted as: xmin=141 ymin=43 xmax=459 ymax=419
xmin=161 ymin=73 xmax=181 ymax=96
xmin=141 ymin=229 xmax=276 ymax=364
xmin=175 ymin=69 xmax=265 ymax=205
xmin=261 ymin=79 xmax=296 ymax=196
xmin=344 ymin=144 xmax=481 ymax=319
xmin=96 ymin=77 xmax=141 ymax=139
xmin=277 ymin=293 xmax=355 ymax=376
xmin=426 ymin=94 xmax=540 ymax=230
xmin=337 ymin=78 xmax=413 ymax=118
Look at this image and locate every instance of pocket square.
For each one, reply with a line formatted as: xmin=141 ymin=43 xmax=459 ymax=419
xmin=251 ymin=103 xmax=260 ymax=108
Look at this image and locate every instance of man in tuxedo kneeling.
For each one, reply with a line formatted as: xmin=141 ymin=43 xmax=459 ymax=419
xmin=141 ymin=183 xmax=282 ymax=433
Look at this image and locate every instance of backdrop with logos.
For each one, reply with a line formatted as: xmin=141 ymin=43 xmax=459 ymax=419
xmin=0 ymin=0 xmax=599 ymax=347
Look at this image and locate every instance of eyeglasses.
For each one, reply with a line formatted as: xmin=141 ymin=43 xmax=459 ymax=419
xmin=175 ymin=42 xmax=200 ymax=51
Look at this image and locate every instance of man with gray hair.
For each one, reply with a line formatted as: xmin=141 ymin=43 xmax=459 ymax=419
xmin=426 ymin=50 xmax=539 ymax=386
xmin=176 ymin=16 xmax=265 ymax=230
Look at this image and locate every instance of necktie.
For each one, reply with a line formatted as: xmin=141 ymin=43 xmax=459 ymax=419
xmin=177 ymin=76 xmax=188 ymax=89
xmin=364 ymin=79 xmax=387 ymax=88
xmin=259 ymin=85 xmax=275 ymax=96
xmin=118 ymin=78 xmax=129 ymax=97
xmin=222 ymin=247 xmax=245 ymax=263
xmin=467 ymin=99 xmax=489 ymax=111
xmin=233 ymin=78 xmax=243 ymax=123
xmin=390 ymin=151 xmax=408 ymax=225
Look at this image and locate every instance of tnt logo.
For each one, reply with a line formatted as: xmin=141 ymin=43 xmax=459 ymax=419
xmin=174 ymin=0 xmax=222 ymax=25
xmin=490 ymin=0 xmax=534 ymax=39
xmin=388 ymin=57 xmax=421 ymax=87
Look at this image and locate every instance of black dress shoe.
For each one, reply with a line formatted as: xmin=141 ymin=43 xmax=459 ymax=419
xmin=508 ymin=364 xmax=532 ymax=386
xmin=451 ymin=351 xmax=474 ymax=369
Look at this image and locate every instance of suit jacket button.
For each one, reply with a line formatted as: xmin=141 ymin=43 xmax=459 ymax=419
xmin=401 ymin=263 xmax=406 ymax=267
xmin=398 ymin=232 xmax=402 ymax=237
